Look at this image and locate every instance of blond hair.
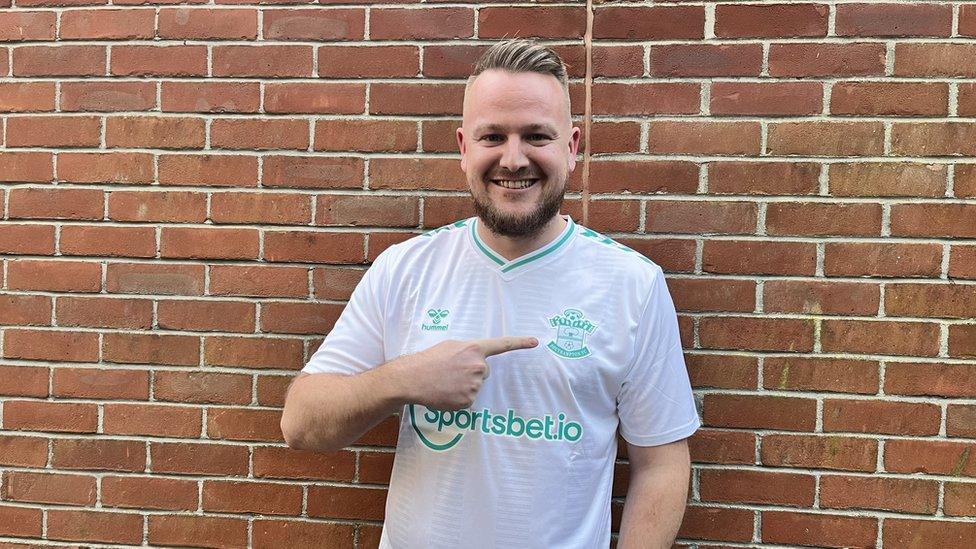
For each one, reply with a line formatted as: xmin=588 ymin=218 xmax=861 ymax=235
xmin=466 ymin=39 xmax=571 ymax=111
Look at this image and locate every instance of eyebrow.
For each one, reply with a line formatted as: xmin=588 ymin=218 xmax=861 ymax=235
xmin=473 ymin=123 xmax=559 ymax=135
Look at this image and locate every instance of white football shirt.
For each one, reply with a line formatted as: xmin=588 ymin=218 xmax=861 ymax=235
xmin=303 ymin=215 xmax=700 ymax=548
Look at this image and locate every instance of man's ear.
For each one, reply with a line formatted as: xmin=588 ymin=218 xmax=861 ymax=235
xmin=457 ymin=127 xmax=467 ymax=171
xmin=567 ymin=126 xmax=582 ymax=172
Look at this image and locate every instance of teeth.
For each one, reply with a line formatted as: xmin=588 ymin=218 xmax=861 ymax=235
xmin=494 ymin=180 xmax=535 ymax=189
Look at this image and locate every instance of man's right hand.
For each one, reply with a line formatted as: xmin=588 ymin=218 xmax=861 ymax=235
xmin=390 ymin=336 xmax=538 ymax=411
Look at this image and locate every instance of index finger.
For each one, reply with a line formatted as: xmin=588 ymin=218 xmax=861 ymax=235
xmin=476 ymin=336 xmax=539 ymax=357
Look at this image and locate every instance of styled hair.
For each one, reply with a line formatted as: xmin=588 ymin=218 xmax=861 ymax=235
xmin=470 ymin=39 xmax=569 ymax=91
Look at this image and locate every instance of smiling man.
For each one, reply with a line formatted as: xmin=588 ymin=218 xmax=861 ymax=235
xmin=281 ymin=39 xmax=699 ymax=548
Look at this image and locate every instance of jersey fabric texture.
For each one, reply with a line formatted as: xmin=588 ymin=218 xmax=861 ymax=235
xmin=302 ymin=216 xmax=700 ymax=548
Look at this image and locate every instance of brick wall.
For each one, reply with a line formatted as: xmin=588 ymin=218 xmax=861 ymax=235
xmin=0 ymin=0 xmax=974 ymax=547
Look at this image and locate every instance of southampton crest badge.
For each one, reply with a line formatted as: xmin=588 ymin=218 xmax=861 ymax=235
xmin=546 ymin=309 xmax=598 ymax=359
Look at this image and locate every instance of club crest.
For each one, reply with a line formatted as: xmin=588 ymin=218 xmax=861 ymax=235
xmin=545 ymin=308 xmax=597 ymax=359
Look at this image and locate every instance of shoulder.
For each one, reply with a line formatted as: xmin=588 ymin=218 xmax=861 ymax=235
xmin=572 ymin=223 xmax=666 ymax=282
xmin=371 ymin=217 xmax=472 ymax=270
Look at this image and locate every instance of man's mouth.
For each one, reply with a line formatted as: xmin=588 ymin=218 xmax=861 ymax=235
xmin=491 ymin=179 xmax=538 ymax=190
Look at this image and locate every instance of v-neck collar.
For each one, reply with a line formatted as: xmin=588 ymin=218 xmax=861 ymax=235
xmin=468 ymin=215 xmax=576 ymax=277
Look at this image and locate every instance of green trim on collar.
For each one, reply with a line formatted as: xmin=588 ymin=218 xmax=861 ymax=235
xmin=470 ymin=217 xmax=576 ymax=273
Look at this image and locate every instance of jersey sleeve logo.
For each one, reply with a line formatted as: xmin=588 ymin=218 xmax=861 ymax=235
xmin=546 ymin=308 xmax=598 ymax=359
xmin=422 ymin=308 xmax=449 ymax=331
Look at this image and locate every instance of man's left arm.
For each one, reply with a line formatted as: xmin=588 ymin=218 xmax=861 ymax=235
xmin=617 ymin=438 xmax=692 ymax=549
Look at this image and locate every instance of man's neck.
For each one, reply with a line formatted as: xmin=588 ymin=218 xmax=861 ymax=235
xmin=476 ymin=215 xmax=568 ymax=261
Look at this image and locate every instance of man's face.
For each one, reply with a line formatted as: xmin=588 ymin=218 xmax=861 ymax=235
xmin=457 ymin=69 xmax=581 ymax=238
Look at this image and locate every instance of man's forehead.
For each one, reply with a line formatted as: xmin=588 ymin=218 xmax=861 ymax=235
xmin=471 ymin=122 xmax=559 ymax=135
xmin=462 ymin=69 xmax=570 ymax=127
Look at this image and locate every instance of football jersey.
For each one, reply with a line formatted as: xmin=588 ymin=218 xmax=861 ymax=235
xmin=303 ymin=215 xmax=700 ymax=548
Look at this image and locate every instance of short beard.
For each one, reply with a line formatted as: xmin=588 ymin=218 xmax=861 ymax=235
xmin=472 ymin=181 xmax=564 ymax=238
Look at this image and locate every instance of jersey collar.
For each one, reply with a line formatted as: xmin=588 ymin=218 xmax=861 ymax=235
xmin=468 ymin=215 xmax=576 ymax=276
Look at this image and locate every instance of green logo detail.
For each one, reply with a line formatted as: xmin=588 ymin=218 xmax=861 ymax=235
xmin=422 ymin=308 xmax=449 ymax=331
xmin=546 ymin=308 xmax=598 ymax=359
xmin=409 ymin=404 xmax=583 ymax=452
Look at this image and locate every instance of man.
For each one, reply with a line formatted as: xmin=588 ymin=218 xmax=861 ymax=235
xmin=280 ymin=39 xmax=699 ymax=548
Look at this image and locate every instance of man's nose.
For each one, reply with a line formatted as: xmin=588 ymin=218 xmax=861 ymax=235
xmin=499 ymin=137 xmax=530 ymax=172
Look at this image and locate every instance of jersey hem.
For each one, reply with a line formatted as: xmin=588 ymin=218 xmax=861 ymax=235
xmin=619 ymin=416 xmax=701 ymax=447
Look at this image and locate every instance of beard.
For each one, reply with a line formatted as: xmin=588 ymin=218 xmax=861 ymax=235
xmin=471 ymin=176 xmax=565 ymax=238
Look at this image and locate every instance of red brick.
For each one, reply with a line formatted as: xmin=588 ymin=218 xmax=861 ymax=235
xmin=8 ymin=187 xmax=102 ymax=220
xmin=668 ymin=278 xmax=755 ymax=313
xmin=203 ymin=480 xmax=301 ymax=515
xmin=686 ymin=354 xmax=757 ymax=390
xmin=0 ymin=224 xmax=55 ymax=255
xmin=103 ymin=403 xmax=202 ymax=438
xmin=687 ymin=429 xmax=755 ymax=465
xmin=263 ymin=231 xmax=365 ymax=264
xmin=699 ymin=316 xmax=814 ymax=353
xmin=0 ymin=366 xmax=48 ymax=398
xmin=7 ymin=260 xmax=100 ymax=294
xmin=588 ymin=121 xmax=641 ymax=154
xmin=106 ymin=262 xmax=205 ymax=296
xmin=213 ymin=45 xmax=311 ymax=77
xmin=833 ymin=81 xmax=948 ymax=116
xmin=307 ymin=485 xmax=387 ymax=520
xmin=158 ymin=154 xmax=259 ymax=187
xmin=768 ymin=121 xmax=884 ymax=156
xmin=0 ymin=152 xmax=52 ymax=182
xmin=0 ymin=295 xmax=51 ymax=327
xmin=371 ymin=7 xmax=472 ymax=39
xmin=710 ymin=81 xmax=822 ymax=116
xmin=103 ymin=332 xmax=199 ymax=366
xmin=949 ymin=325 xmax=976 ymax=358
xmin=259 ymin=302 xmax=345 ymax=335
xmin=263 ymin=8 xmax=364 ymax=40
xmin=703 ymin=394 xmax=817 ymax=431
xmin=703 ymin=240 xmax=816 ymax=276
xmin=60 ymin=225 xmax=156 ymax=258
xmin=648 ymin=121 xmax=760 ymax=155
xmin=591 ymin=45 xmax=644 ymax=78
xmin=0 ymin=11 xmax=56 ymax=40
xmin=106 ymin=116 xmax=205 ymax=149
xmin=369 ymin=157 xmax=464 ymax=191
xmin=837 ymin=3 xmax=952 ymax=37
xmin=949 ymin=245 xmax=976 ymax=279
xmin=210 ymin=191 xmax=311 ymax=225
xmin=890 ymin=204 xmax=976 ymax=237
xmin=264 ymin=82 xmax=364 ymax=115
xmin=824 ymin=399 xmax=940 ymax=436
xmin=52 ymin=367 xmax=149 ymax=399
xmin=51 ymin=438 xmax=145 ymax=472
xmin=766 ymin=202 xmax=881 ymax=236
xmin=885 ymin=440 xmax=976 ymax=477
xmin=829 ymin=162 xmax=945 ymax=197
xmin=153 ymin=371 xmax=251 ymax=405
xmin=885 ymin=519 xmax=976 ymax=547
xmin=102 ymin=475 xmax=198 ymax=511
xmin=886 ymin=283 xmax=976 ymax=319
xmin=593 ymin=6 xmax=704 ymax=39
xmin=422 ymin=44 xmax=485 ymax=78
xmin=111 ymin=45 xmax=206 ymax=76
xmin=716 ymin=3 xmax=828 ymax=38
xmin=886 ymin=362 xmax=976 ymax=398
xmin=312 ymin=266 xmax=366 ymax=301
xmin=253 ymin=446 xmax=356 ymax=481
xmin=209 ymin=265 xmax=309 ymax=299
xmin=262 ymin=155 xmax=363 ymax=189
xmin=963 ymin=5 xmax=976 ymax=37
xmin=700 ymin=469 xmax=814 ymax=506
xmin=945 ymin=482 xmax=976 ymax=517
xmin=592 ymin=83 xmax=700 ymax=115
xmin=769 ymin=42 xmax=885 ymax=77
xmin=479 ymin=6 xmax=585 ymax=39
xmin=210 ymin=118 xmax=308 ymax=150
xmin=48 ymin=509 xmax=143 ymax=545
xmin=148 ymin=515 xmax=248 ymax=549
xmin=948 ymin=405 xmax=976 ymax=438
xmin=370 ymin=83 xmax=463 ymax=115
xmin=161 ymin=81 xmax=260 ymax=113
xmin=60 ymin=8 xmax=154 ymax=39
xmin=824 ymin=242 xmax=942 ymax=278
xmin=13 ymin=45 xmax=105 ymax=76
xmin=256 ymin=375 xmax=292 ymax=407
xmin=822 ymin=475 xmax=937 ymax=513
xmin=158 ymin=8 xmax=256 ymax=39
xmin=652 ymin=44 xmax=762 ymax=77
xmin=318 ymin=45 xmax=417 ymax=78
xmin=962 ymin=84 xmax=976 ymax=118
xmin=314 ymin=119 xmax=416 ymax=152
xmin=645 ymin=200 xmax=755 ymax=235
xmin=157 ymin=299 xmax=255 ymax=333
xmin=0 ymin=82 xmax=55 ymax=112
xmin=252 ymin=520 xmax=355 ymax=548
xmin=3 ymin=400 xmax=98 ymax=432
xmin=160 ymin=227 xmax=259 ymax=260
xmin=587 ymin=200 xmax=640 ymax=232
xmin=892 ymin=122 xmax=976 ymax=156
xmin=708 ymin=161 xmax=819 ymax=195
xmin=822 ymin=320 xmax=940 ymax=357
xmin=359 ymin=450 xmax=395 ymax=484
xmin=763 ymin=281 xmax=879 ymax=317
xmin=762 ymin=435 xmax=877 ymax=472
xmin=151 ymin=442 xmax=249 ymax=476
xmin=2 ymin=471 xmax=95 ymax=506
xmin=316 ymin=195 xmax=419 ymax=227
xmin=589 ymin=160 xmax=699 ymax=194
xmin=108 ymin=190 xmax=207 ymax=223
xmin=207 ymin=407 xmax=282 ymax=442
xmin=7 ymin=115 xmax=100 ymax=147
xmin=762 ymin=511 xmax=877 ymax=548
xmin=895 ymin=43 xmax=976 ymax=77
xmin=0 ymin=504 xmax=42 ymax=537
xmin=4 ymin=328 xmax=99 ymax=363
xmin=59 ymin=152 xmax=153 ymax=185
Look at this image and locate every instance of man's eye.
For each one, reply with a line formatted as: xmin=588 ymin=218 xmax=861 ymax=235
xmin=482 ymin=134 xmax=503 ymax=142
xmin=529 ymin=134 xmax=552 ymax=141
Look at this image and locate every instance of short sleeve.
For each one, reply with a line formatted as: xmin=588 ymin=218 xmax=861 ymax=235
xmin=616 ymin=266 xmax=700 ymax=446
xmin=302 ymin=246 xmax=396 ymax=376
